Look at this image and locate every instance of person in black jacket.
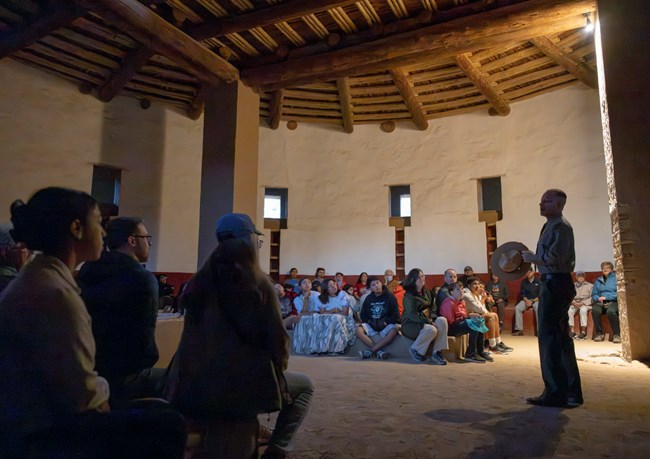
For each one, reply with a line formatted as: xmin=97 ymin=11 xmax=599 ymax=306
xmin=77 ymin=217 xmax=162 ymax=406
xmin=356 ymin=276 xmax=400 ymax=360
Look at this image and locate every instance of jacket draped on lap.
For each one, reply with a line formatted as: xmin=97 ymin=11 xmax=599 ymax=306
xmin=401 ymin=288 xmax=437 ymax=340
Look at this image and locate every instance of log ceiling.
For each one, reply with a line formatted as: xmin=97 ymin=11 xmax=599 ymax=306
xmin=0 ymin=0 xmax=598 ymax=133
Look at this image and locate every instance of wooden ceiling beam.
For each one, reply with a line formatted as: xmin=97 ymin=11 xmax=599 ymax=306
xmin=453 ymin=53 xmax=511 ymax=116
xmin=242 ymin=0 xmax=596 ymax=91
xmin=188 ymin=0 xmax=360 ymax=41
xmin=336 ymin=78 xmax=354 ymax=133
xmin=98 ymin=45 xmax=154 ymax=102
xmin=389 ymin=68 xmax=428 ymax=130
xmin=268 ymin=89 xmax=285 ymax=130
xmin=530 ymin=36 xmax=597 ymax=89
xmin=71 ymin=0 xmax=238 ymax=85
xmin=0 ymin=3 xmax=84 ymax=59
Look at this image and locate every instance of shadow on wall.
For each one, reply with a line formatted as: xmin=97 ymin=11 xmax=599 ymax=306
xmin=100 ymin=98 xmax=165 ymax=269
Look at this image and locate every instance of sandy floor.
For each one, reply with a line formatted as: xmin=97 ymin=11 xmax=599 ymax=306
xmin=278 ymin=336 xmax=650 ymax=458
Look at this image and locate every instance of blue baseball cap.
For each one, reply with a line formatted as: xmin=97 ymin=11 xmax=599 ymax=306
xmin=215 ymin=213 xmax=263 ymax=241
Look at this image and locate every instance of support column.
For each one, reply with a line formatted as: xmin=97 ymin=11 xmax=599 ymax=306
xmin=596 ymin=0 xmax=650 ymax=361
xmin=197 ymin=81 xmax=260 ymax=267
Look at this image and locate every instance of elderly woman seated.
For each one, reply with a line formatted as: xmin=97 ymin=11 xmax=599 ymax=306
xmin=291 ymin=278 xmax=356 ymax=355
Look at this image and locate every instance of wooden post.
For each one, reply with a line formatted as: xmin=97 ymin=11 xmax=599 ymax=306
xmin=336 ymin=78 xmax=354 ymax=133
xmin=530 ymin=36 xmax=598 ymax=89
xmin=389 ymin=68 xmax=428 ymax=130
xmin=454 ymin=53 xmax=511 ymax=116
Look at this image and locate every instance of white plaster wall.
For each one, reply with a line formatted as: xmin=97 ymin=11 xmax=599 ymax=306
xmin=0 ymin=60 xmax=203 ymax=272
xmin=258 ymin=85 xmax=613 ymax=276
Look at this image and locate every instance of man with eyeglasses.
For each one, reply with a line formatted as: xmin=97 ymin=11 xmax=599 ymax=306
xmin=77 ymin=217 xmax=163 ymax=407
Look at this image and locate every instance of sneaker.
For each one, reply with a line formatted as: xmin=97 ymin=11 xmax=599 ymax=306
xmin=569 ymin=332 xmax=577 ymax=339
xmin=376 ymin=349 xmax=390 ymax=360
xmin=613 ymin=334 xmax=621 ymax=344
xmin=488 ymin=346 xmax=506 ymax=355
xmin=594 ymin=334 xmax=605 ymax=342
xmin=464 ymin=353 xmax=486 ymax=363
xmin=478 ymin=352 xmax=494 ymax=362
xmin=430 ymin=351 xmax=447 ymax=365
xmin=577 ymin=332 xmax=587 ymax=340
xmin=512 ymin=330 xmax=524 ymax=336
xmin=497 ymin=342 xmax=513 ymax=352
xmin=359 ymin=350 xmax=373 ymax=359
xmin=409 ymin=346 xmax=425 ymax=362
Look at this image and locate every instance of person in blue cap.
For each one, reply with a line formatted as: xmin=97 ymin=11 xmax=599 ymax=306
xmin=166 ymin=213 xmax=313 ymax=458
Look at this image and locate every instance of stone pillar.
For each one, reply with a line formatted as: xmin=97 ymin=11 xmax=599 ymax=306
xmin=596 ymin=0 xmax=650 ymax=361
xmin=197 ymin=81 xmax=260 ymax=268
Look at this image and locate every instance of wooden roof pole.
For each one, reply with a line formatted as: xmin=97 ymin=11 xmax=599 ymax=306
xmin=336 ymin=78 xmax=354 ymax=133
xmin=71 ymin=0 xmax=238 ymax=85
xmin=98 ymin=46 xmax=154 ymax=102
xmin=268 ymin=89 xmax=285 ymax=130
xmin=0 ymin=3 xmax=84 ymax=59
xmin=188 ymin=0 xmax=360 ymax=41
xmin=389 ymin=68 xmax=429 ymax=130
xmin=530 ymin=36 xmax=597 ymax=89
xmin=453 ymin=53 xmax=511 ymax=116
xmin=242 ymin=0 xmax=596 ymax=91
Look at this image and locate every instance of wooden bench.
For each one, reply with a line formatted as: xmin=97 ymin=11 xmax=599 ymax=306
xmin=345 ymin=333 xmax=468 ymax=362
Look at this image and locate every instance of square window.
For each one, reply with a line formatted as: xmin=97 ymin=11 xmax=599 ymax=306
xmin=264 ymin=195 xmax=282 ymax=219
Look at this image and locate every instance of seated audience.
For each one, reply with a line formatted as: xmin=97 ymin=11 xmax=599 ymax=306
xmin=341 ymin=283 xmax=359 ymax=318
xmin=591 ymin=261 xmax=620 ymax=343
xmin=354 ymin=271 xmax=369 ymax=300
xmin=285 ymin=267 xmax=300 ymax=291
xmin=0 ymin=187 xmax=185 ymax=459
xmin=384 ymin=269 xmax=399 ymax=293
xmin=485 ymin=272 xmax=509 ymax=331
xmin=292 ymin=278 xmax=356 ymax=355
xmin=166 ymin=213 xmax=312 ymax=458
xmin=401 ymin=268 xmax=449 ymax=365
xmin=463 ymin=277 xmax=513 ymax=354
xmin=157 ymin=274 xmax=175 ymax=297
xmin=439 ymin=281 xmax=490 ymax=363
xmin=311 ymin=279 xmax=322 ymax=293
xmin=294 ymin=277 xmax=319 ymax=314
xmin=512 ymin=267 xmax=541 ymax=336
xmin=313 ymin=267 xmax=326 ymax=285
xmin=458 ymin=265 xmax=474 ymax=287
xmin=0 ymin=223 xmax=30 ymax=294
xmin=77 ymin=217 xmax=163 ymax=407
xmin=356 ymin=277 xmax=400 ymax=360
xmin=335 ymin=272 xmax=345 ymax=290
xmin=282 ymin=282 xmax=298 ymax=302
xmin=568 ymin=271 xmax=593 ymax=340
xmin=275 ymin=283 xmax=299 ymax=329
xmin=435 ymin=268 xmax=457 ymax=309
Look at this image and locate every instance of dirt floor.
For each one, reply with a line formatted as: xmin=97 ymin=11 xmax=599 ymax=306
xmin=277 ymin=336 xmax=650 ymax=458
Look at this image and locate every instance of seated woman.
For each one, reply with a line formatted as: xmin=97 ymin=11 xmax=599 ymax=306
xmin=400 ymin=268 xmax=449 ymax=365
xmin=294 ymin=277 xmax=319 ymax=314
xmin=275 ymin=283 xmax=299 ymax=330
xmin=291 ymin=278 xmax=356 ymax=355
xmin=354 ymin=271 xmax=369 ymax=301
xmin=439 ymin=281 xmax=491 ymax=363
xmin=0 ymin=187 xmax=186 ymax=458
xmin=341 ymin=284 xmax=359 ymax=320
xmin=166 ymin=213 xmax=313 ymax=458
xmin=463 ymin=277 xmax=513 ymax=354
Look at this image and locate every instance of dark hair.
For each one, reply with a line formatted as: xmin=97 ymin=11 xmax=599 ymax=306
xmin=402 ymin=268 xmax=423 ymax=294
xmin=311 ymin=280 xmax=321 ymax=292
xmin=105 ymin=217 xmax=143 ymax=249
xmin=318 ymin=278 xmax=336 ymax=304
xmin=282 ymin=282 xmax=294 ymax=291
xmin=466 ymin=276 xmax=481 ymax=287
xmin=449 ymin=281 xmax=464 ymax=293
xmin=315 ymin=267 xmax=325 ymax=276
xmin=10 ymin=187 xmax=97 ymax=254
xmin=342 ymin=284 xmax=354 ymax=294
xmin=335 ymin=272 xmax=344 ymax=277
xmin=298 ymin=277 xmax=311 ymax=290
xmin=181 ymin=233 xmax=266 ymax=324
xmin=289 ymin=267 xmax=298 ymax=273
xmin=356 ymin=272 xmax=368 ymax=285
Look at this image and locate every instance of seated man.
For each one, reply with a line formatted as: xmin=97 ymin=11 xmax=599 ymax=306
xmin=458 ymin=265 xmax=474 ymax=288
xmin=591 ymin=261 xmax=620 ymax=343
xmin=384 ymin=269 xmax=400 ymax=293
xmin=275 ymin=283 xmax=299 ymax=330
xmin=512 ymin=267 xmax=541 ymax=336
xmin=77 ymin=217 xmax=163 ymax=407
xmin=435 ymin=268 xmax=457 ymax=310
xmin=356 ymin=277 xmax=400 ymax=360
xmin=568 ymin=271 xmax=593 ymax=340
